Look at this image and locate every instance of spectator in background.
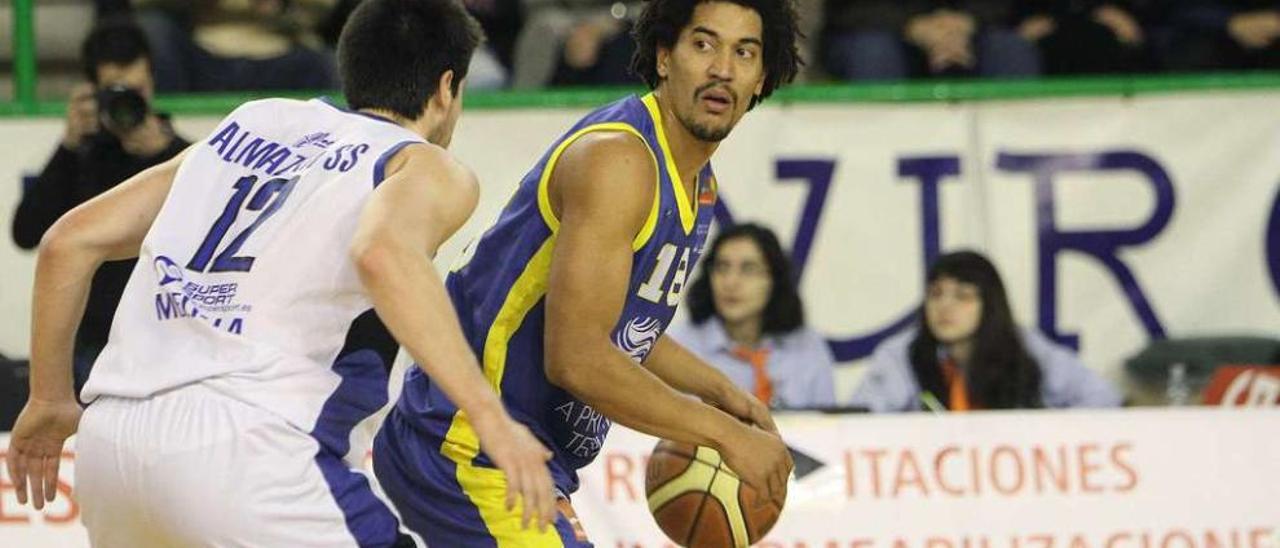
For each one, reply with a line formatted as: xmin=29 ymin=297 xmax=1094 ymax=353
xmin=511 ymin=0 xmax=639 ymax=88
xmin=1164 ymin=0 xmax=1279 ymax=71
xmin=10 ymin=19 xmax=190 ymax=391
xmin=850 ymin=251 xmax=1121 ymax=412
xmin=822 ymin=0 xmax=1040 ymax=81
xmin=320 ymin=0 xmax=514 ymax=89
xmin=671 ymin=224 xmax=836 ymax=409
xmin=134 ymin=0 xmax=340 ymax=91
xmin=459 ymin=0 xmax=521 ymax=89
xmin=1015 ymin=1 xmax=1154 ymax=75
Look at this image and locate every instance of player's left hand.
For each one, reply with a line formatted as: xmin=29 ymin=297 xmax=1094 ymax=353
xmin=6 ymin=397 xmax=82 ymax=510
xmin=717 ymin=389 xmax=779 ymax=436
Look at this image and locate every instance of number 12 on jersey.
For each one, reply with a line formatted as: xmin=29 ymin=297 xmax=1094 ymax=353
xmin=187 ymin=174 xmax=299 ymax=273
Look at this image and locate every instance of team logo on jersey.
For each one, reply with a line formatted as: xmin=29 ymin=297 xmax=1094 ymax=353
xmin=697 ymin=178 xmax=716 ymax=206
xmin=293 ymin=131 xmax=335 ymax=149
xmin=152 ymin=255 xmax=247 ymax=334
xmin=154 ymin=256 xmax=184 ymax=286
xmin=614 ymin=316 xmax=663 ymax=362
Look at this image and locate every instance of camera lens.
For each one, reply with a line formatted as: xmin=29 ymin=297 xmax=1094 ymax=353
xmin=95 ymin=85 xmax=148 ymax=133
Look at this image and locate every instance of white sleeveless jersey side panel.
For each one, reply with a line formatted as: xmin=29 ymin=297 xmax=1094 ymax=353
xmin=83 ymin=98 xmax=424 ymax=432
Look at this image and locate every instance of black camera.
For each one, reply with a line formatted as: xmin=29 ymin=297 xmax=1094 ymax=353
xmin=95 ymin=85 xmax=149 ymax=134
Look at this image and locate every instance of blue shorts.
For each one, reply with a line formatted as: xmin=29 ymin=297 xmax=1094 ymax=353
xmin=373 ymin=408 xmax=593 ymax=547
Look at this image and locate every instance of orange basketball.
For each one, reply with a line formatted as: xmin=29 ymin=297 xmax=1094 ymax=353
xmin=644 ymin=440 xmax=783 ymax=547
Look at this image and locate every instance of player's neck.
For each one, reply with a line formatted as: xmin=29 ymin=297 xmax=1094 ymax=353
xmin=358 ymin=107 xmax=432 ymax=141
xmin=723 ymin=317 xmax=763 ymax=348
xmin=359 ymin=107 xmax=409 ymax=126
xmin=653 ymin=93 xmax=718 ymax=189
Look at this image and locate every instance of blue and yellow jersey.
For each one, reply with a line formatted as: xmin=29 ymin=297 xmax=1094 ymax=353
xmin=395 ymin=93 xmax=717 ymax=493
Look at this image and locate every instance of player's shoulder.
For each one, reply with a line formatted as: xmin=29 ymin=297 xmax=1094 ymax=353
xmin=383 ymin=143 xmax=477 ymax=195
xmin=566 ymin=129 xmax=654 ymax=165
xmin=556 ymin=129 xmax=657 ymax=192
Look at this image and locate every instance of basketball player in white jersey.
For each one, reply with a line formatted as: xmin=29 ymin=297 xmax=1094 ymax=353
xmin=5 ymin=0 xmax=557 ymax=545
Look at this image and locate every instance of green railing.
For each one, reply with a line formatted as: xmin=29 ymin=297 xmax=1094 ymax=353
xmin=5 ymin=0 xmax=1280 ymax=117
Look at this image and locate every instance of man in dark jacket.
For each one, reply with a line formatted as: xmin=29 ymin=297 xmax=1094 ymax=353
xmin=11 ymin=18 xmax=189 ymax=391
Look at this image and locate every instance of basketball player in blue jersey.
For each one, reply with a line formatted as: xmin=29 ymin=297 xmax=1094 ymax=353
xmin=374 ymin=0 xmax=805 ymax=544
xmin=6 ymin=0 xmax=558 ymax=545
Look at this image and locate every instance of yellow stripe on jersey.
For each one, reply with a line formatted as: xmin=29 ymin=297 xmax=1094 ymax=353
xmin=534 ymin=122 xmax=661 ymax=251
xmin=641 ymin=93 xmax=697 ymax=235
xmin=441 ymin=237 xmax=564 ymax=547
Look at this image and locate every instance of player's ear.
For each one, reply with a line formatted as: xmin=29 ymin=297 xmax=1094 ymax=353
xmin=657 ymin=45 xmax=671 ymax=80
xmin=427 ymin=69 xmax=458 ymax=116
xmin=433 ymin=69 xmax=458 ymax=112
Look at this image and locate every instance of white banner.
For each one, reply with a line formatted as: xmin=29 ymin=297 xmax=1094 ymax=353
xmin=3 ymin=92 xmax=1279 ymax=398
xmin=573 ymin=410 xmax=1280 ymax=547
xmin=3 ymin=410 xmax=1279 ymax=547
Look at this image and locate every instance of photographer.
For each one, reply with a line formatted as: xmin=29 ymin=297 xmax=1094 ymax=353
xmin=11 ymin=18 xmax=188 ymax=391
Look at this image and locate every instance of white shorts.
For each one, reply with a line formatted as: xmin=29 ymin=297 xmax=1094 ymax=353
xmin=75 ymin=383 xmax=414 ymax=548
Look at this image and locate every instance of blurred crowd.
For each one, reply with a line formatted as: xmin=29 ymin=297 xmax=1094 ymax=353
xmin=4 ymin=1 xmax=1277 ymax=421
xmin=71 ymin=0 xmax=1280 ymax=94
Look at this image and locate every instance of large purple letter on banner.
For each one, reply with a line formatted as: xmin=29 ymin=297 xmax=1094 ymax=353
xmin=716 ymin=156 xmax=960 ymax=361
xmin=997 ymin=151 xmax=1175 ymax=350
xmin=1268 ymin=184 xmax=1280 ymax=300
xmin=775 ymin=159 xmax=835 ymax=281
xmin=713 ymin=159 xmax=836 ymax=282
xmin=823 ymin=156 xmax=961 ymax=361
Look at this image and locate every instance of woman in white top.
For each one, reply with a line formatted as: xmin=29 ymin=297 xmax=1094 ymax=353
xmin=851 ymin=250 xmax=1121 ymax=412
xmin=671 ymin=223 xmax=836 ymax=409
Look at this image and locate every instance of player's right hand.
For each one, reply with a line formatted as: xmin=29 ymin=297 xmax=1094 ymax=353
xmin=5 ymin=397 xmax=82 ymax=510
xmin=718 ymin=424 xmax=793 ymax=508
xmin=472 ymin=413 xmax=557 ymax=532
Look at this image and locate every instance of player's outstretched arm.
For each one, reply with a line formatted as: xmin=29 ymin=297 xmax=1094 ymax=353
xmin=7 ymin=146 xmax=190 ymax=510
xmin=350 ymin=144 xmax=556 ymax=531
xmin=644 ymin=335 xmax=779 ymax=435
xmin=543 ymin=133 xmax=792 ymax=505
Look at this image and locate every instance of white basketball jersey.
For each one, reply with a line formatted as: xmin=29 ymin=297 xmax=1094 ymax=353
xmin=83 ymin=98 xmax=426 ymax=440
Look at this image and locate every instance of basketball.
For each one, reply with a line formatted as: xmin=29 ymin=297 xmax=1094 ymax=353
xmin=644 ymin=440 xmax=783 ymax=547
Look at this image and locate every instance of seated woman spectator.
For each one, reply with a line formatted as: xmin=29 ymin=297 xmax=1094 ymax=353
xmin=670 ymin=223 xmax=836 ymax=410
xmin=850 ymin=251 xmax=1121 ymax=412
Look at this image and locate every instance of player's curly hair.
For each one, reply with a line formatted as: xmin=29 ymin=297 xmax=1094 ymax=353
xmin=629 ymin=0 xmax=804 ymax=109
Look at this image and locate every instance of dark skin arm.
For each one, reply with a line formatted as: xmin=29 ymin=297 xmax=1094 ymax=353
xmin=543 ymin=132 xmax=792 ymax=504
xmin=644 ymin=334 xmax=778 ymax=434
xmin=352 ymin=145 xmax=555 ymax=531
